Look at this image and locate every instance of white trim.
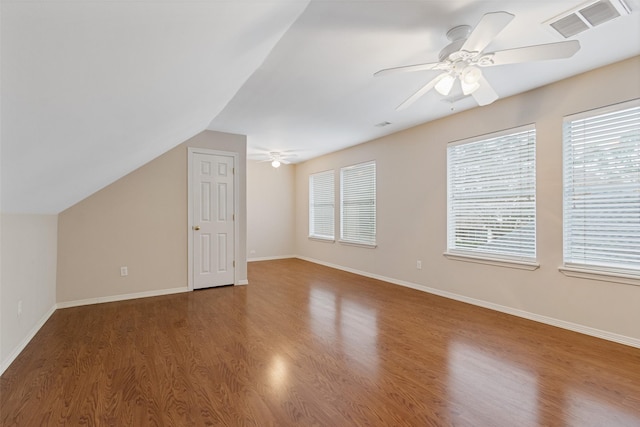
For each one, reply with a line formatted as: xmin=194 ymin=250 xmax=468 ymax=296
xmin=248 ymin=255 xmax=296 ymax=262
xmin=444 ymin=251 xmax=540 ymax=271
xmin=559 ymin=266 xmax=640 ymax=287
xmin=237 ymin=279 xmax=249 ymax=286
xmin=339 ymin=240 xmax=377 ymax=249
xmin=448 ymin=123 xmax=536 ymax=147
xmin=296 ymin=256 xmax=640 ymax=349
xmin=308 ymin=236 xmax=335 ymax=243
xmin=563 ymin=98 xmax=640 ymax=122
xmin=1 ymin=304 xmax=57 ymax=376
xmin=187 ymin=148 xmax=240 ymax=290
xmin=56 ymin=286 xmax=189 ymax=309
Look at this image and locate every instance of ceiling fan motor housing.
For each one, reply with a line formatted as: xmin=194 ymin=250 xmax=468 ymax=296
xmin=439 ymin=25 xmax=472 ymax=61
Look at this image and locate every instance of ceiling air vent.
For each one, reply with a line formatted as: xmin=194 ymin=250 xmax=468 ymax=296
xmin=545 ymin=0 xmax=631 ymax=38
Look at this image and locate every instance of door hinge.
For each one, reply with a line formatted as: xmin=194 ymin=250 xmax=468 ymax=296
xmin=233 ymin=260 xmax=236 ymax=267
xmin=232 ymin=167 xmax=235 ymax=174
xmin=232 ymin=214 xmax=235 ymax=221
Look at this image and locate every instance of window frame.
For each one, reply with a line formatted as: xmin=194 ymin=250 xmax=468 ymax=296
xmin=561 ymin=99 xmax=640 ymax=285
xmin=308 ymin=169 xmax=335 ymax=242
xmin=340 ymin=160 xmax=377 ymax=248
xmin=445 ymin=124 xmax=538 ymax=269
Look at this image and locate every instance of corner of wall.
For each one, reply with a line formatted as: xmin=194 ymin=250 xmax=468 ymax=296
xmin=1 ymin=214 xmax=58 ymax=375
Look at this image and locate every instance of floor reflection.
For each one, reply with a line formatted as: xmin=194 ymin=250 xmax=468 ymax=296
xmin=567 ymin=390 xmax=640 ymax=427
xmin=309 ymin=288 xmax=337 ymax=340
xmin=309 ymin=287 xmax=379 ymax=374
xmin=269 ymin=354 xmax=288 ymax=394
xmin=448 ymin=340 xmax=538 ymax=426
xmin=447 ymin=337 xmax=640 ymax=427
xmin=340 ymin=299 xmax=378 ymax=372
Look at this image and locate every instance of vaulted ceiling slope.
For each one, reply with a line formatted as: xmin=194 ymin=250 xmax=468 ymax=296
xmin=210 ymin=0 xmax=640 ymax=163
xmin=1 ymin=1 xmax=309 ymax=214
xmin=2 ymin=1 xmax=639 ymax=214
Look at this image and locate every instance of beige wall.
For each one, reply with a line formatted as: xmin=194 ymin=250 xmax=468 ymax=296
xmin=247 ymin=161 xmax=295 ymax=260
xmin=57 ymin=130 xmax=247 ymax=304
xmin=1 ymin=214 xmax=57 ymax=372
xmin=295 ymin=56 xmax=640 ymax=342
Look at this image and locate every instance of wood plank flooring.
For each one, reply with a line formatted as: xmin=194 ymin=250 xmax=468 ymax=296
xmin=2 ymin=258 xmax=639 ymax=426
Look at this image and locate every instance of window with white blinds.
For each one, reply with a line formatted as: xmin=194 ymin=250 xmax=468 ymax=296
xmin=563 ymin=99 xmax=640 ymax=276
xmin=309 ymin=170 xmax=335 ymax=240
xmin=447 ymin=125 xmax=537 ymax=262
xmin=340 ymin=161 xmax=376 ymax=246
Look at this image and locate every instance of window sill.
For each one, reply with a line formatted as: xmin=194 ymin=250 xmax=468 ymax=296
xmin=339 ymin=240 xmax=377 ymax=249
xmin=443 ymin=251 xmax=540 ymax=271
xmin=559 ymin=266 xmax=640 ymax=287
xmin=308 ymin=236 xmax=335 ymax=243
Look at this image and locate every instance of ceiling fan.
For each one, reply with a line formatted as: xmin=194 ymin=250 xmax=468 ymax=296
xmin=375 ymin=11 xmax=581 ymax=109
xmin=253 ymin=150 xmax=298 ymax=168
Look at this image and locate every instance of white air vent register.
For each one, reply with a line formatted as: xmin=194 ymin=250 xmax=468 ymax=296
xmin=545 ymin=0 xmax=631 ymax=38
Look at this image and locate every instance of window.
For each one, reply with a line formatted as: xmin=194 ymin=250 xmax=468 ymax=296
xmin=563 ymin=99 xmax=640 ymax=278
xmin=447 ymin=125 xmax=537 ymax=264
xmin=309 ymin=170 xmax=335 ymax=240
xmin=340 ymin=161 xmax=376 ymax=246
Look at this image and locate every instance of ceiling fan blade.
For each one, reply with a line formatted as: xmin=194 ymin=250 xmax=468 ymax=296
xmin=254 ymin=146 xmax=271 ymax=152
xmin=374 ymin=62 xmax=442 ymax=77
xmin=281 ymin=159 xmax=292 ymax=165
xmin=486 ymin=40 xmax=580 ymax=66
xmin=472 ymin=76 xmax=499 ymax=106
xmin=396 ymin=73 xmax=447 ymax=111
xmin=461 ymin=11 xmax=515 ymax=53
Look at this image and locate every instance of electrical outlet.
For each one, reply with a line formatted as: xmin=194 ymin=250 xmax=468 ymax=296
xmin=120 ymin=266 xmax=128 ymax=277
xmin=17 ymin=300 xmax=23 ymax=317
xmin=416 ymin=260 xmax=422 ymax=270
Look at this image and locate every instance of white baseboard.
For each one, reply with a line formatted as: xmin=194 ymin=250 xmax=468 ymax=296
xmin=248 ymin=255 xmax=295 ymax=262
xmin=237 ymin=279 xmax=249 ymax=286
xmin=56 ymin=286 xmax=189 ymax=309
xmin=296 ymin=256 xmax=640 ymax=349
xmin=1 ymin=304 xmax=57 ymax=376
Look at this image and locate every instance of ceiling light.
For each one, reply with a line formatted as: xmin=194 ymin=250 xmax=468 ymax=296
xmin=435 ymin=74 xmax=456 ymax=96
xmin=461 ymin=80 xmax=480 ymax=95
xmin=460 ymin=66 xmax=482 ymax=95
xmin=461 ymin=66 xmax=482 ymax=85
xmin=271 ymin=159 xmax=281 ymax=168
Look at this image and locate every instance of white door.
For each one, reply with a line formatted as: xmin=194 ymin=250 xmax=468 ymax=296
xmin=192 ymin=153 xmax=235 ymax=289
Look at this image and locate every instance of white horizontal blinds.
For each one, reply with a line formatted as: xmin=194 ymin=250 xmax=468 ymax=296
xmin=447 ymin=125 xmax=536 ymax=260
xmin=309 ymin=170 xmax=335 ymax=239
xmin=563 ymin=100 xmax=640 ymax=273
xmin=340 ymin=161 xmax=376 ymax=245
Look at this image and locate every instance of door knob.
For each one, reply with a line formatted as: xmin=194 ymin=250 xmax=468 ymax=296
xmin=193 ymin=225 xmax=200 ymax=231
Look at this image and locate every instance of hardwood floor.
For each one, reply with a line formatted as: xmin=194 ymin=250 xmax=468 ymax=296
xmin=2 ymin=258 xmax=639 ymax=426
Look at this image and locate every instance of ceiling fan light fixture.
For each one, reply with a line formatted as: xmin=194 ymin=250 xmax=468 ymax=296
xmin=461 ymin=66 xmax=482 ymax=85
xmin=460 ymin=66 xmax=482 ymax=95
xmin=271 ymin=159 xmax=281 ymax=168
xmin=461 ymin=80 xmax=481 ymax=95
xmin=435 ymin=74 xmax=456 ymax=96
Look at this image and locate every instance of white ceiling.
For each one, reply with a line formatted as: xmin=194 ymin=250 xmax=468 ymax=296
xmin=2 ymin=0 xmax=639 ymax=214
xmin=1 ymin=0 xmax=309 ymax=213
xmin=211 ymin=0 xmax=640 ymax=162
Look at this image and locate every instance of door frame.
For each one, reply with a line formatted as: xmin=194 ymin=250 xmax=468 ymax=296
xmin=187 ymin=147 xmax=240 ymax=291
